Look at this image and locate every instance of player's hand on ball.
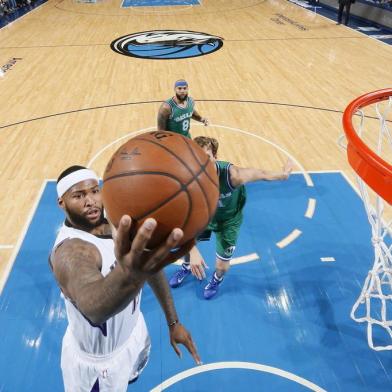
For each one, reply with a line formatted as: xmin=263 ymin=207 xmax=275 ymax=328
xmin=114 ymin=215 xmax=184 ymax=276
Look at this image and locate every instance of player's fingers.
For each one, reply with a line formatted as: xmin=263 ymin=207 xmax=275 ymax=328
xmin=147 ymin=228 xmax=184 ymax=271
xmin=191 ymin=265 xmax=202 ymax=280
xmin=130 ymin=218 xmax=157 ymax=259
xmin=184 ymin=336 xmax=201 ymax=365
xmin=190 ymin=264 xmax=197 ymax=277
xmin=114 ymin=215 xmax=133 ymax=258
xmin=197 ymin=265 xmax=206 ymax=279
xmin=171 ymin=341 xmax=182 ymax=358
xmin=200 ymin=266 xmax=206 ymax=279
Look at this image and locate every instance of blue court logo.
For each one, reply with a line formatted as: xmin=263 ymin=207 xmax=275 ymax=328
xmin=110 ymin=30 xmax=223 ymax=60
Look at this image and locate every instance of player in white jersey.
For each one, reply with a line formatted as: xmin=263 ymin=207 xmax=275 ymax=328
xmin=50 ymin=165 xmax=201 ymax=392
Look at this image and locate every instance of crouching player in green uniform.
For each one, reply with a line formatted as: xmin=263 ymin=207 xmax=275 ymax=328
xmin=169 ymin=136 xmax=293 ymax=299
xmin=157 ymin=79 xmax=208 ymax=138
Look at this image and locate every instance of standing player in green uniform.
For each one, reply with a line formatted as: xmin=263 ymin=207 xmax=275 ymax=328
xmin=169 ymin=136 xmax=293 ymax=299
xmin=157 ymin=79 xmax=209 ymax=138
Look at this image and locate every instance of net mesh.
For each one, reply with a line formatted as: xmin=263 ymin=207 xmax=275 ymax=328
xmin=348 ymin=95 xmax=392 ymax=351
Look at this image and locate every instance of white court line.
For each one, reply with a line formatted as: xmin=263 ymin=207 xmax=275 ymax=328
xmin=198 ymin=123 xmax=314 ymax=187
xmin=339 ymin=170 xmax=361 ymax=197
xmin=305 ymin=198 xmax=316 ymax=218
xmin=173 ymin=253 xmax=259 ymax=266
xmin=0 ymin=180 xmax=47 ymax=294
xmin=0 ymin=245 xmax=14 ymax=250
xmin=339 ymin=170 xmax=392 ymax=236
xmin=89 ymin=123 xmax=315 ymax=189
xmin=321 ymin=257 xmax=335 ymax=262
xmin=88 ymin=123 xmax=316 ymax=250
xmin=150 ymin=361 xmax=327 ymax=392
xmin=90 ymin=123 xmax=314 ymax=189
xmin=87 ymin=126 xmax=155 ymax=167
xmin=231 ymin=252 xmax=259 ymax=265
xmin=306 ymin=169 xmax=343 ymax=173
xmin=276 ymin=229 xmax=302 ymax=248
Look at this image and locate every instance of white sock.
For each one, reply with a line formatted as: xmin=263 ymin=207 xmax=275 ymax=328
xmin=214 ymin=271 xmax=223 ymax=281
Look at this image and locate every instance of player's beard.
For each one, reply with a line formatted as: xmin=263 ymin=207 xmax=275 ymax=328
xmin=66 ymin=206 xmax=105 ymax=231
xmin=176 ymin=92 xmax=188 ymax=103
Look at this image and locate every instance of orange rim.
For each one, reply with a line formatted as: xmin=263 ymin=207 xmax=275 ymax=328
xmin=342 ymin=88 xmax=392 ymax=204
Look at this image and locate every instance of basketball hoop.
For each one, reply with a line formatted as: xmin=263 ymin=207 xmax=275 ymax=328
xmin=342 ymin=88 xmax=392 ymax=351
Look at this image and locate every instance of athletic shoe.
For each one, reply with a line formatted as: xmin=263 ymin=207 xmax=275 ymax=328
xmin=169 ymin=265 xmax=191 ymax=288
xmin=204 ymin=274 xmax=223 ymax=299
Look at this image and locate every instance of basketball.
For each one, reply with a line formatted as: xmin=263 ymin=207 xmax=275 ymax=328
xmin=102 ymin=131 xmax=219 ymax=256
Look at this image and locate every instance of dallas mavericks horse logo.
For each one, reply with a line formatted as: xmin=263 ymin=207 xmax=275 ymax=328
xmin=110 ymin=30 xmax=223 ymax=60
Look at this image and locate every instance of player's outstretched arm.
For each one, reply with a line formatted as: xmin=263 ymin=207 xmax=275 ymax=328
xmin=229 ymin=158 xmax=294 ymax=187
xmin=192 ymin=108 xmax=209 ymax=126
xmin=157 ymin=102 xmax=172 ymax=132
xmin=51 ymin=216 xmax=183 ymax=325
xmin=147 ymin=270 xmax=202 ymax=365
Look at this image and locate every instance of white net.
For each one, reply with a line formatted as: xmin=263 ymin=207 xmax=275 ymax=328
xmin=347 ymin=95 xmax=392 ymax=351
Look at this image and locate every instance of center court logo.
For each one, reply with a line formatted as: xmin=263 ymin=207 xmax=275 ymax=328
xmin=110 ymin=30 xmax=223 ymax=60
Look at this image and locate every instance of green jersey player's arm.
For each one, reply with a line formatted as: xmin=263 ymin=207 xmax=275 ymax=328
xmin=192 ymin=108 xmax=209 ymax=126
xmin=229 ymin=158 xmax=294 ymax=188
xmin=157 ymin=102 xmax=172 ymax=132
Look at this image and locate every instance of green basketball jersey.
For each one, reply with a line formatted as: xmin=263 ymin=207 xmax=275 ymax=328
xmin=212 ymin=160 xmax=247 ymax=223
xmin=165 ymin=97 xmax=194 ymax=138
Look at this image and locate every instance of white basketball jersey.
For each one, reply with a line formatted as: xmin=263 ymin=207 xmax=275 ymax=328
xmin=52 ymin=223 xmax=142 ymax=356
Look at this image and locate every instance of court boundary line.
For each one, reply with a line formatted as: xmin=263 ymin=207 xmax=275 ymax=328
xmin=305 ymin=198 xmax=316 ymax=218
xmin=306 ymin=169 xmax=362 ymax=197
xmin=150 ymin=361 xmax=327 ymax=391
xmin=276 ymin=229 xmax=302 ymax=248
xmin=87 ymin=122 xmax=314 ymax=251
xmin=0 ymin=180 xmax=47 ymax=294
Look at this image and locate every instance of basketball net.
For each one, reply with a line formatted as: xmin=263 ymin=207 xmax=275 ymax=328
xmin=343 ymin=94 xmax=392 ymax=351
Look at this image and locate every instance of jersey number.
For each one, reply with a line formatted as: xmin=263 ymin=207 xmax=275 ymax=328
xmin=182 ymin=120 xmax=190 ymax=132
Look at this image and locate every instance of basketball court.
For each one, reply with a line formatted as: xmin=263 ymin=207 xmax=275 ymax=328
xmin=0 ymin=0 xmax=391 ymax=391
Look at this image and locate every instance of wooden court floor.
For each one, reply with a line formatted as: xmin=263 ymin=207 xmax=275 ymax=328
xmin=0 ymin=0 xmax=390 ymax=289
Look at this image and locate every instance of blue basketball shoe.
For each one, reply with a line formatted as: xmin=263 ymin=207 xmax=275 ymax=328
xmin=169 ymin=264 xmax=191 ymax=288
xmin=204 ymin=273 xmax=223 ymax=299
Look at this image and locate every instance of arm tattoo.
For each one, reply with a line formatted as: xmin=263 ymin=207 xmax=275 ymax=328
xmin=157 ymin=103 xmax=171 ymax=131
xmin=52 ymin=239 xmax=143 ymax=325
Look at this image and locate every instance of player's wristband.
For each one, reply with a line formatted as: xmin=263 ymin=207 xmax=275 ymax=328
xmin=168 ymin=319 xmax=179 ymax=327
